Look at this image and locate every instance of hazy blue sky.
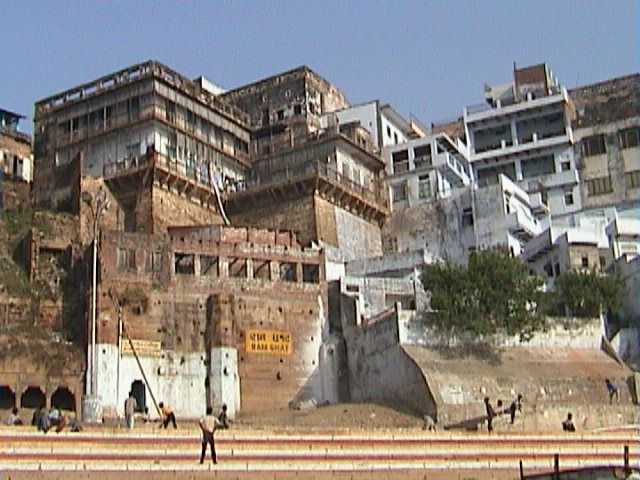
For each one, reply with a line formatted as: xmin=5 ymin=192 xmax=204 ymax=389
xmin=2 ymin=1 xmax=638 ymax=133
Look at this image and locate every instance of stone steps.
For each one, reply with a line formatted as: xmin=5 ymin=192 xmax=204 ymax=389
xmin=1 ymin=429 xmax=638 ymax=475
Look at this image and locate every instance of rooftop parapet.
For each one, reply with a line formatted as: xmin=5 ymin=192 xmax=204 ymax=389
xmin=34 ymin=61 xmax=250 ymax=126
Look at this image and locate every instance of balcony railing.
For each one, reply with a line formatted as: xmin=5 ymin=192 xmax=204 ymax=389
xmin=244 ymin=161 xmax=387 ymax=208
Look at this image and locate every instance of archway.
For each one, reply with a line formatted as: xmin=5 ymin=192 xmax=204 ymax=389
xmin=0 ymin=386 xmax=16 ymax=409
xmin=130 ymin=380 xmax=146 ymax=412
xmin=21 ymin=386 xmax=45 ymax=409
xmin=51 ymin=387 xmax=75 ymax=411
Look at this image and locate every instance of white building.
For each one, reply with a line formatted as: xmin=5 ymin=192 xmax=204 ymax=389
xmin=321 ymin=101 xmax=423 ymax=153
xmin=384 ymin=132 xmax=471 ymax=206
xmin=463 ymin=64 xmax=580 ymax=219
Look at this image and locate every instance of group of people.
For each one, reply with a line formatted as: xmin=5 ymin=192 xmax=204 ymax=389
xmin=484 ymin=379 xmax=623 ymax=433
xmin=484 ymin=393 xmax=523 ymax=432
xmin=123 ymin=393 xmax=229 ymax=465
xmin=31 ymin=405 xmax=81 ymax=433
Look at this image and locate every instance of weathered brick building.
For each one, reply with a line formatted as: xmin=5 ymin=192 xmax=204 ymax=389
xmin=221 ymin=66 xmax=349 ymax=157
xmin=95 ymin=225 xmax=327 ymax=418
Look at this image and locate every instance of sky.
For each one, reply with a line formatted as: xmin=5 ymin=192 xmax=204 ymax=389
xmin=1 ymin=1 xmax=638 ymax=134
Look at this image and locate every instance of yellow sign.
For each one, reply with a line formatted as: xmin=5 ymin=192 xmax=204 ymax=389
xmin=122 ymin=339 xmax=162 ymax=357
xmin=246 ymin=330 xmax=292 ymax=355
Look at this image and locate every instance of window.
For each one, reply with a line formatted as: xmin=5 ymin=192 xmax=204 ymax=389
xmin=461 ymin=207 xmax=474 ymax=227
xmin=394 ymin=132 xmax=398 ymax=144
xmin=581 ymin=135 xmax=606 ymax=157
xmin=174 ymin=253 xmax=195 ymax=275
xmin=147 ymin=251 xmax=162 ymax=272
xmin=165 ymin=99 xmax=176 ymax=122
xmin=279 ymin=262 xmax=297 ymax=282
xmin=200 ymin=255 xmax=218 ymax=277
xmin=262 ymin=109 xmax=270 ymax=126
xmin=521 ymin=155 xmax=555 ymax=179
xmin=418 ymin=175 xmax=431 ymax=199
xmin=126 ymin=143 xmax=140 ymax=158
xmin=619 ymin=127 xmax=640 ymax=149
xmin=586 ymin=176 xmax=613 ymax=196
xmin=561 ymin=161 xmax=571 ymax=171
xmin=387 ymin=126 xmax=391 ymax=137
xmin=277 ymin=109 xmax=284 ymax=121
xmin=294 ymin=104 xmax=302 ymax=115
xmin=581 ymin=256 xmax=589 ymax=268
xmin=128 ymin=96 xmax=140 ymax=122
xmin=392 ymin=149 xmax=409 ymax=173
xmin=413 ymin=144 xmax=431 ymax=167
xmin=253 ymin=260 xmax=270 ymax=280
xmin=392 ymin=183 xmax=407 ymax=202
xmin=117 ymin=248 xmax=136 ymax=272
xmin=563 ymin=189 xmax=574 ymax=206
xmin=302 ymin=264 xmax=319 ymax=283
xmin=228 ymin=257 xmax=247 ymax=278
xmin=625 ymin=170 xmax=640 ymax=189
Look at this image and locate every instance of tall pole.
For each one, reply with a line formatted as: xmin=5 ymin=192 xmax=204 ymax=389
xmin=91 ymin=224 xmax=98 ymax=396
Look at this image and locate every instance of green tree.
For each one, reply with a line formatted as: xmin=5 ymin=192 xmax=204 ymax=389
xmin=422 ymin=248 xmax=546 ymax=340
xmin=553 ymin=269 xmax=622 ymax=318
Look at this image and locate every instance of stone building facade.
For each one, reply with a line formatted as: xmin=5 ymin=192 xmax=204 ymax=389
xmin=94 ymin=225 xmax=328 ymax=418
xmin=569 ymin=74 xmax=640 ymax=211
xmin=33 ymin=61 xmax=251 ymax=219
xmin=221 ymin=66 xmax=349 ymax=158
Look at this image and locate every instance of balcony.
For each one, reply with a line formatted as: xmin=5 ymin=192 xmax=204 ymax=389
xmin=103 ymin=150 xmax=233 ymax=208
xmin=506 ymin=209 xmax=543 ymax=241
xmin=471 ymin=132 xmax=571 ymax=163
xmin=465 ymin=91 xmax=568 ymax=124
xmin=525 ymin=168 xmax=579 ymax=190
xmin=225 ymin=160 xmax=389 ymax=224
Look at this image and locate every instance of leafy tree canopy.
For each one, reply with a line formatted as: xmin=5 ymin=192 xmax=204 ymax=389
xmin=553 ymin=269 xmax=622 ymax=318
xmin=421 ymin=248 xmax=546 ymax=341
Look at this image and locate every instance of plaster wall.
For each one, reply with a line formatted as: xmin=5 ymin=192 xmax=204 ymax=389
xmin=398 ymin=311 xmax=604 ymax=349
xmin=344 ymin=312 xmax=432 ymax=415
xmin=96 ymin=344 xmax=209 ymax=419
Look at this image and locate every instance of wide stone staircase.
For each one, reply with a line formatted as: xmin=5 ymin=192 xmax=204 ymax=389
xmin=1 ymin=426 xmax=638 ymax=479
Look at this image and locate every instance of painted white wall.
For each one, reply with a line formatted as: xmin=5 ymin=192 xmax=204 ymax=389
xmin=96 ymin=343 xmax=211 ymax=419
xmin=209 ymin=347 xmax=240 ymax=417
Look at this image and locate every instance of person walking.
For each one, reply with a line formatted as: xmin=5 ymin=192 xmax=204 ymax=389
xmin=159 ymin=402 xmax=177 ymax=429
xmin=508 ymin=394 xmax=523 ymax=424
xmin=124 ymin=392 xmax=138 ymax=429
xmin=198 ymin=407 xmax=218 ymax=465
xmin=484 ymin=397 xmax=496 ymax=433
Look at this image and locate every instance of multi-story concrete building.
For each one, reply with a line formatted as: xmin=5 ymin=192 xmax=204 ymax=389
xmin=569 ymin=74 xmax=640 ymax=212
xmin=33 ymin=61 xmax=251 ymax=228
xmin=384 ymin=132 xmax=471 ymax=205
xmin=464 ymin=64 xmax=579 ymax=219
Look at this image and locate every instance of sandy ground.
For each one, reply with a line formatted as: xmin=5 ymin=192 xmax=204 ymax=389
xmin=233 ymin=402 xmax=425 ymax=430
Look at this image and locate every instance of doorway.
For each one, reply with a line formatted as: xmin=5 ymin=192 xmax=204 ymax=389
xmin=130 ymin=380 xmax=146 ymax=412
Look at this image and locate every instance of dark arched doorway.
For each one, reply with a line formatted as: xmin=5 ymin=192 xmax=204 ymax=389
xmin=0 ymin=386 xmax=16 ymax=409
xmin=131 ymin=380 xmax=146 ymax=412
xmin=51 ymin=387 xmax=75 ymax=411
xmin=21 ymin=386 xmax=46 ymax=409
